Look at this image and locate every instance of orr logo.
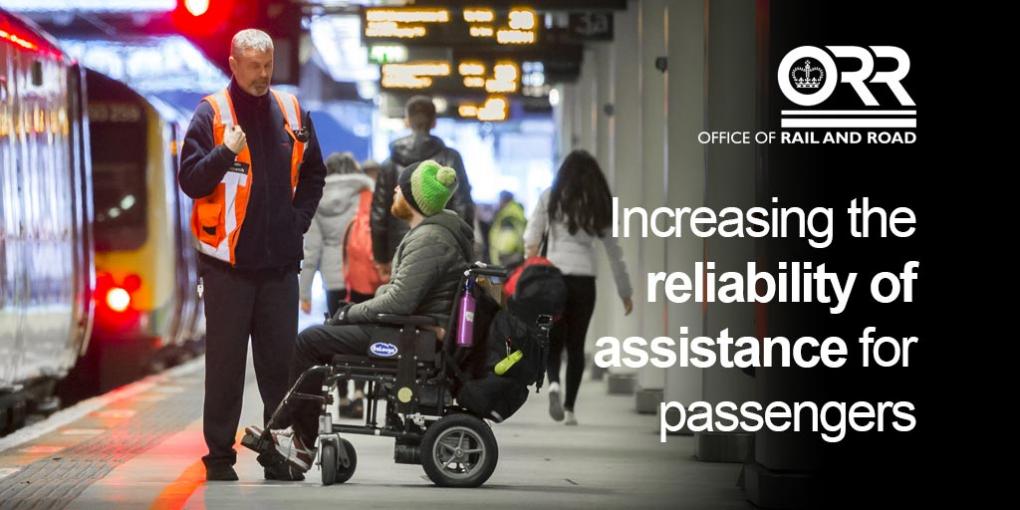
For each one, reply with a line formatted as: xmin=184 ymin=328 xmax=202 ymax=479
xmin=778 ymin=46 xmax=915 ymax=129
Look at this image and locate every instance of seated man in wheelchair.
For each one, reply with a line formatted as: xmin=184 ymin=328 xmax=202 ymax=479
xmin=254 ymin=160 xmax=472 ymax=475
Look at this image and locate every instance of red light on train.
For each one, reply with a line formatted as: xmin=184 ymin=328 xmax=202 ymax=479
xmin=0 ymin=12 xmax=66 ymax=61
xmin=96 ymin=272 xmax=141 ymax=313
xmin=106 ymin=288 xmax=131 ymax=313
xmin=0 ymin=28 xmax=37 ymax=51
xmin=122 ymin=274 xmax=142 ymax=293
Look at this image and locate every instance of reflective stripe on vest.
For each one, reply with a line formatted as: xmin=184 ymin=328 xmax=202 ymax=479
xmin=270 ymin=89 xmax=305 ymax=194
xmin=190 ymin=87 xmax=305 ymax=265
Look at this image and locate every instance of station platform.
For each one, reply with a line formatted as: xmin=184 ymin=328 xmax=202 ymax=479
xmin=0 ymin=348 xmax=747 ymax=509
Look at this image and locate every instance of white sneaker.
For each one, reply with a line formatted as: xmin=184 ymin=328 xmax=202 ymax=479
xmin=564 ymin=410 xmax=578 ymax=426
xmin=548 ymin=383 xmax=564 ymax=422
xmin=269 ymin=427 xmax=314 ymax=472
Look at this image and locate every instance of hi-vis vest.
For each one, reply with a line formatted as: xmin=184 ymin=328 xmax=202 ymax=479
xmin=191 ymin=88 xmax=305 ymax=265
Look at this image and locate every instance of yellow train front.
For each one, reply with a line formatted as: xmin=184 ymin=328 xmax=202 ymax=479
xmin=62 ymin=70 xmax=205 ymax=398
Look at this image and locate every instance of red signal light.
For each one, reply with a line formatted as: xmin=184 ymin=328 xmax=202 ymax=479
xmin=185 ymin=0 xmax=210 ymax=17
xmin=173 ymin=0 xmax=237 ymax=38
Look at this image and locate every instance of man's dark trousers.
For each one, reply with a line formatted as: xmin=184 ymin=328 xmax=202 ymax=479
xmin=200 ymin=256 xmax=298 ymax=468
xmin=282 ymin=323 xmax=373 ymax=446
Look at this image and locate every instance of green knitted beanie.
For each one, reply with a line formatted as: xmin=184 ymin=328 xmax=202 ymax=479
xmin=398 ymin=159 xmax=459 ymax=216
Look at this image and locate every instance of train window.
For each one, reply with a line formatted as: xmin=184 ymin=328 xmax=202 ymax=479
xmin=31 ymin=60 xmax=43 ymax=87
xmin=90 ymin=101 xmax=148 ymax=252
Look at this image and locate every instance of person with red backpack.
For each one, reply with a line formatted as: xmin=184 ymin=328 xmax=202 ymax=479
xmin=298 ymin=153 xmax=376 ymax=316
xmin=342 ymin=169 xmax=385 ymax=302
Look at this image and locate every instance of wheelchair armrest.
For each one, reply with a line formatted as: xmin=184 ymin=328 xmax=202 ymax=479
xmin=467 ymin=264 xmax=511 ymax=278
xmin=375 ymin=313 xmax=437 ymax=327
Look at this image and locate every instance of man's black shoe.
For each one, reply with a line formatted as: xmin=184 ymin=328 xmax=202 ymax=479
xmin=264 ymin=462 xmax=306 ymax=481
xmin=205 ymin=464 xmax=238 ymax=481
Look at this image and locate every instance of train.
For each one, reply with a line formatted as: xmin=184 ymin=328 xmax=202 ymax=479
xmin=0 ymin=9 xmax=205 ymax=434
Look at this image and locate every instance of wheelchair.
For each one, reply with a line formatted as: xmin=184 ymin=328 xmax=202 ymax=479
xmin=242 ymin=263 xmax=529 ymax=487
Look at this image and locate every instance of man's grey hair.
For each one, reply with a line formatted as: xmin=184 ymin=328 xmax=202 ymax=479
xmin=231 ymin=29 xmax=274 ymax=57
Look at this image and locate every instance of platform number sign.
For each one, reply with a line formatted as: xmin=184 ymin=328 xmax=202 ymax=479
xmin=569 ymin=13 xmax=613 ymax=41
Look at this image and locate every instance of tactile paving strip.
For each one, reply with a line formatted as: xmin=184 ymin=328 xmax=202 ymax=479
xmin=0 ymin=377 xmax=204 ymax=510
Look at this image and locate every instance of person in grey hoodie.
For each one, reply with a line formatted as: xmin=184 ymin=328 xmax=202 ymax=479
xmin=258 ymin=160 xmax=473 ymax=472
xmin=299 ymin=152 xmax=375 ymax=317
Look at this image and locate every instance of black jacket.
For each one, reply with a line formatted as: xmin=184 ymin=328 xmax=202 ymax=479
xmin=179 ymin=79 xmax=325 ymax=272
xmin=370 ymin=133 xmax=475 ymax=264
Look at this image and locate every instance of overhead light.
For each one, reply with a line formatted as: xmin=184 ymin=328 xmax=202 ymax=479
xmin=58 ymin=36 xmax=228 ymax=93
xmin=458 ymin=104 xmax=479 ymax=118
xmin=0 ymin=0 xmax=175 ymax=12
xmin=463 ymin=76 xmax=485 ymax=88
xmin=549 ymin=88 xmax=560 ymax=106
xmin=357 ymin=81 xmax=378 ymax=100
xmin=432 ymin=97 xmax=448 ymax=114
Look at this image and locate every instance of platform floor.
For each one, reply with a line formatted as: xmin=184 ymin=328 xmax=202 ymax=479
xmin=0 ymin=345 xmax=748 ymax=510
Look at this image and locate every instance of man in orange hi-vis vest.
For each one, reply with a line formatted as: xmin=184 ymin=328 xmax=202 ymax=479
xmin=179 ymin=29 xmax=325 ymax=482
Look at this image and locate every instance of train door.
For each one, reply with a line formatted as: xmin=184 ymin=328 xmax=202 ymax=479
xmin=67 ymin=63 xmax=95 ymax=359
xmin=168 ymin=120 xmax=201 ymax=350
xmin=0 ymin=37 xmax=19 ymax=390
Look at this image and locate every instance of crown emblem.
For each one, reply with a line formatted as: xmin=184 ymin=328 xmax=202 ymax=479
xmin=791 ymin=59 xmax=824 ymax=89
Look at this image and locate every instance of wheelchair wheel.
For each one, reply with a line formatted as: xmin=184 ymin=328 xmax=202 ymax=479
xmin=321 ymin=438 xmax=357 ymax=486
xmin=421 ymin=414 xmax=498 ymax=487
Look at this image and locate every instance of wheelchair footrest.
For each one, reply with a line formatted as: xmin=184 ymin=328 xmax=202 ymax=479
xmin=241 ymin=427 xmax=275 ymax=458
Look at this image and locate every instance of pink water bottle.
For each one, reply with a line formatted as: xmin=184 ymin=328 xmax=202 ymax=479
xmin=457 ymin=279 xmax=476 ymax=347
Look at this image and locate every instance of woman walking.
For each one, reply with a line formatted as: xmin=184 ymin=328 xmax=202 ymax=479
xmin=299 ymin=152 xmax=375 ymax=316
xmin=523 ymin=150 xmax=633 ymax=426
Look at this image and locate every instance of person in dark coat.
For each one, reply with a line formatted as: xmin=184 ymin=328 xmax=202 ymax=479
xmin=178 ymin=29 xmax=325 ymax=482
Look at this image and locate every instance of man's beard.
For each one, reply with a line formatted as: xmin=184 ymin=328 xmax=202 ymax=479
xmin=391 ymin=193 xmax=414 ymax=221
xmin=249 ymin=80 xmax=269 ymax=95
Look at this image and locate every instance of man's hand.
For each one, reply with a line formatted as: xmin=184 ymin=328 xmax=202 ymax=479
xmin=224 ymin=125 xmax=246 ymax=154
xmin=325 ymin=302 xmax=353 ymax=326
xmin=622 ymin=296 xmax=634 ymax=316
xmin=300 ymin=299 xmax=312 ymax=315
